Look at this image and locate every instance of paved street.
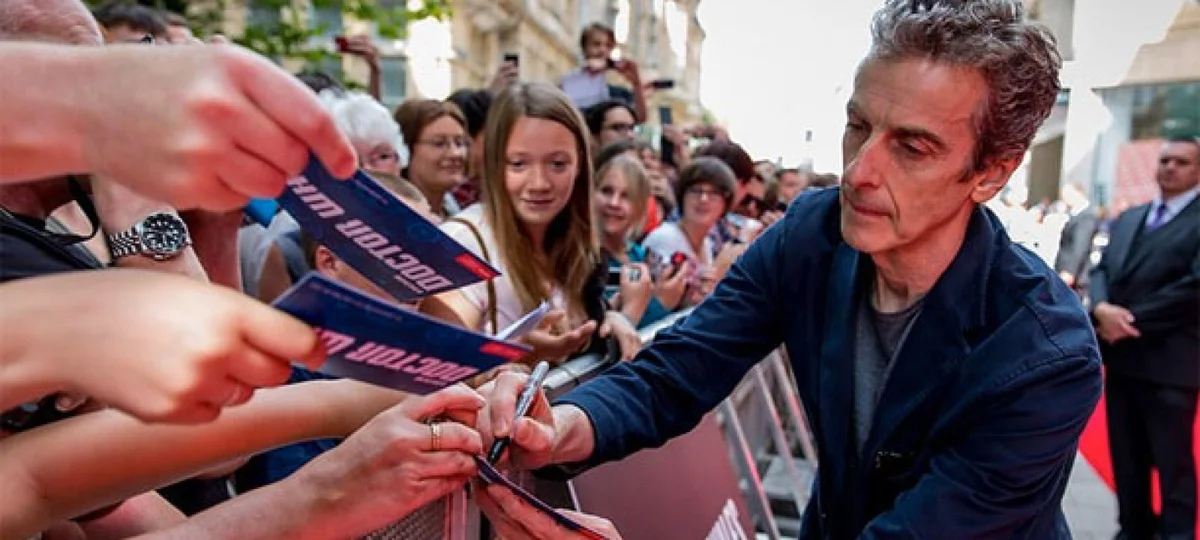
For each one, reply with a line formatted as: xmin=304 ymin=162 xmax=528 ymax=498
xmin=1064 ymin=454 xmax=1119 ymax=539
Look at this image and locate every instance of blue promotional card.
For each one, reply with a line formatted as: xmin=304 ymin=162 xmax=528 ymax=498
xmin=474 ymin=457 xmax=608 ymax=539
xmin=276 ymin=156 xmax=499 ymax=302
xmin=273 ymin=273 xmax=529 ymax=395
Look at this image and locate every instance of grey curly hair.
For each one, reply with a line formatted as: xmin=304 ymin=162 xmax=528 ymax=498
xmin=868 ymin=0 xmax=1062 ymax=170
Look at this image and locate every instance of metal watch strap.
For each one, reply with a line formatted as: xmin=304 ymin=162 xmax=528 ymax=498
xmin=107 ymin=228 xmax=143 ymax=258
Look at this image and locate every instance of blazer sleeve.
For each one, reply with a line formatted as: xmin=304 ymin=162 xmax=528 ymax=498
xmin=553 ymin=210 xmax=793 ymax=468
xmin=860 ymin=354 xmax=1102 ymax=539
xmin=1127 ymin=245 xmax=1200 ymax=336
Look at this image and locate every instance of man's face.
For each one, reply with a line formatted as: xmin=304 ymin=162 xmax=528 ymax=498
xmin=102 ymin=23 xmax=159 ymax=44
xmin=583 ymin=30 xmax=615 ymax=61
xmin=840 ymin=57 xmax=1010 ymax=256
xmin=755 ymin=162 xmax=777 ymax=183
xmin=166 ymin=24 xmax=195 ymax=44
xmin=1156 ymin=141 xmax=1200 ymax=199
xmin=777 ymin=171 xmax=807 ymax=205
xmin=733 ymin=177 xmax=766 ymax=219
xmin=599 ymin=107 xmax=636 ymax=147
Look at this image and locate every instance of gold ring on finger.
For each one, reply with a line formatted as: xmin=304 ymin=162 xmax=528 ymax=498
xmin=430 ymin=422 xmax=442 ymax=452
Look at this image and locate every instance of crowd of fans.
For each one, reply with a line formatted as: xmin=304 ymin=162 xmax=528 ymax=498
xmin=0 ymin=1 xmax=838 ymax=538
xmin=13 ymin=0 xmax=1189 ymax=538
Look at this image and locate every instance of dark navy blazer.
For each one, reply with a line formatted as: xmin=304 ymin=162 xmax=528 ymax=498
xmin=557 ymin=189 xmax=1102 ymax=539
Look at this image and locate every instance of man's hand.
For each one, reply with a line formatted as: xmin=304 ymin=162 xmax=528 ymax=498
xmin=78 ymin=44 xmax=356 ymax=210
xmin=1093 ymin=301 xmax=1141 ymax=344
xmin=1 ymin=270 xmax=326 ymax=422
xmin=475 ymin=481 xmax=622 ymax=539
xmin=477 ymin=371 xmax=562 ymax=470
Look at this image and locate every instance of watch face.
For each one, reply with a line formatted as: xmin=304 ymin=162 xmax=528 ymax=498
xmin=140 ymin=214 xmax=189 ymax=256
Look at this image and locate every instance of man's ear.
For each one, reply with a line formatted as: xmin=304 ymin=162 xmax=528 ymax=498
xmin=970 ymin=156 xmax=1020 ymax=204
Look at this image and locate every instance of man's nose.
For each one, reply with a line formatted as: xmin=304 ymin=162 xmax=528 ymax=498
xmin=844 ymin=137 xmax=886 ymax=189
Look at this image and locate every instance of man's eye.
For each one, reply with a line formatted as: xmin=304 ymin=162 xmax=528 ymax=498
xmin=898 ymin=142 xmax=928 ymax=158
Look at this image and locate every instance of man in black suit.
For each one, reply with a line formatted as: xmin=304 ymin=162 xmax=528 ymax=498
xmin=1091 ymin=136 xmax=1200 ymax=540
xmin=1056 ymin=183 xmax=1101 ymax=294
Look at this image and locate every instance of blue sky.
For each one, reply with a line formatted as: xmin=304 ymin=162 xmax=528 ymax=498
xmin=698 ymin=0 xmax=878 ymax=172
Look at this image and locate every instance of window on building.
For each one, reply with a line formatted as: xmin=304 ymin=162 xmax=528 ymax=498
xmin=309 ymin=3 xmax=343 ymax=37
xmin=379 ymin=56 xmax=408 ymax=110
xmin=1130 ymin=82 xmax=1200 ymax=140
xmin=247 ymin=0 xmax=281 ymax=29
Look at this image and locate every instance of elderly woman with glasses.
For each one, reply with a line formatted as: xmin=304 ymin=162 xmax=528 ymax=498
xmin=319 ymin=89 xmax=407 ymax=177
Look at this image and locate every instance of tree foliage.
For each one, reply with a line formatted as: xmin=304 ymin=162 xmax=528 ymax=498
xmin=89 ymin=1 xmax=450 ymax=73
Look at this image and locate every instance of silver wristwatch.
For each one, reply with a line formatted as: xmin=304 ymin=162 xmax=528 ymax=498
xmin=107 ymin=212 xmax=192 ymax=261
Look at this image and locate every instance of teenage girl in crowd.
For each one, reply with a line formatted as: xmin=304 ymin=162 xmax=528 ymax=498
xmin=423 ymin=82 xmax=641 ymax=364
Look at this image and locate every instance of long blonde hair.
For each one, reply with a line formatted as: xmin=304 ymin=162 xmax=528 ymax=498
xmin=593 ymin=153 xmax=649 ymax=241
xmin=481 ymin=82 xmax=599 ymax=321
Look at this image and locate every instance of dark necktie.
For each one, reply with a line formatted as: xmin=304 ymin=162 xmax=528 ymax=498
xmin=1146 ymin=203 xmax=1169 ymax=231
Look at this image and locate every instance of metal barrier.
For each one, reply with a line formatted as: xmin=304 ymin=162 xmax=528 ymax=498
xmin=391 ymin=306 xmax=819 ymax=539
xmin=543 ymin=308 xmax=693 ymax=400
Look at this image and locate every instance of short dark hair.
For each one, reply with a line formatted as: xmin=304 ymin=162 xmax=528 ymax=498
xmin=446 ymin=88 xmax=493 ymax=138
xmin=676 ymin=157 xmax=737 ymax=216
xmin=92 ymin=1 xmax=167 ymax=36
xmin=1165 ymin=134 xmax=1200 ymax=150
xmin=160 ymin=11 xmax=188 ymax=27
xmin=585 ymin=100 xmax=636 ymax=136
xmin=776 ymin=168 xmax=800 ymax=180
xmin=594 ymin=139 xmax=640 ymax=172
xmin=868 ymin=0 xmax=1062 ymax=168
xmin=580 ymin=22 xmax=615 ymax=51
xmin=694 ymin=140 xmax=755 ymax=184
xmin=809 ymin=173 xmax=840 ymax=189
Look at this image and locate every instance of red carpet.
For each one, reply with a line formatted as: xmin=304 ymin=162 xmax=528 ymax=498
xmin=1077 ymin=386 xmax=1200 ymax=537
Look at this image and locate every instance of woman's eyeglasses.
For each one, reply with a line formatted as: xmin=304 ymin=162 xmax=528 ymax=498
xmin=418 ymin=138 xmax=471 ymax=153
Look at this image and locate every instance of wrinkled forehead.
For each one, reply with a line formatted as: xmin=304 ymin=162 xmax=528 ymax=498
xmin=1161 ymin=141 xmax=1200 ymax=163
xmin=0 ymin=0 xmax=103 ymax=45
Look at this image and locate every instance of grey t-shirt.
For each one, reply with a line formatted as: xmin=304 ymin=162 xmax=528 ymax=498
xmin=853 ymin=292 xmax=923 ymax=454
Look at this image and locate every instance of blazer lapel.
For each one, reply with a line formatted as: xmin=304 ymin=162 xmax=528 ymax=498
xmin=817 ymin=242 xmax=866 ymax=503
xmin=862 ymin=207 xmax=992 ymax=456
xmin=1110 ymin=204 xmax=1150 ymax=282
xmin=1120 ymin=198 xmax=1200 ymax=281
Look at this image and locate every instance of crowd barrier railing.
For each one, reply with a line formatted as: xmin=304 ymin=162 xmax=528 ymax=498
xmin=376 ymin=307 xmax=819 ymax=539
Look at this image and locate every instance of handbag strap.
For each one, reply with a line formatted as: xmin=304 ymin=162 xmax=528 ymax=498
xmin=446 ymin=216 xmax=498 ymax=335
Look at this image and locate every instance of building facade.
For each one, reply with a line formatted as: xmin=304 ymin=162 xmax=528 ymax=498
xmin=1022 ymin=0 xmax=1200 ymax=209
xmin=615 ymin=0 xmax=706 ymax=126
xmin=202 ymin=0 xmax=705 ymax=120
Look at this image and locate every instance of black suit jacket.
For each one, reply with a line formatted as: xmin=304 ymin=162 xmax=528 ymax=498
xmin=1090 ymin=198 xmax=1200 ymax=388
xmin=1054 ymin=206 xmax=1100 ymax=286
